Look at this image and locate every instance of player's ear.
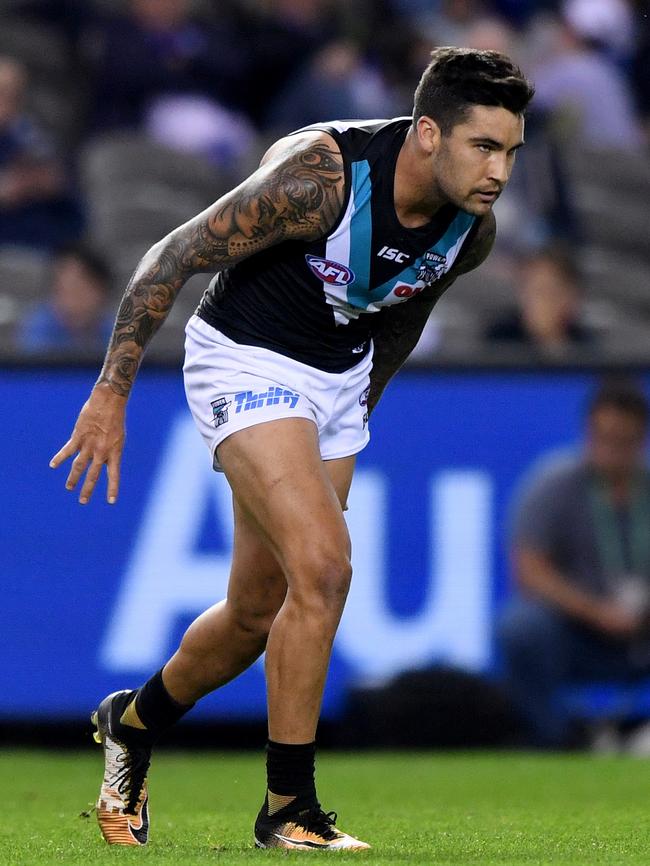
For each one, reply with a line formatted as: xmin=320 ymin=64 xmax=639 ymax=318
xmin=415 ymin=115 xmax=441 ymax=155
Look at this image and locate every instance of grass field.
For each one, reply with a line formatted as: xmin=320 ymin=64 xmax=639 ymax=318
xmin=2 ymin=749 xmax=650 ymax=865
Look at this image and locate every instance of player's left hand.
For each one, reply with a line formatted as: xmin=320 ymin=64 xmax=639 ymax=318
xmin=49 ymin=382 xmax=127 ymax=504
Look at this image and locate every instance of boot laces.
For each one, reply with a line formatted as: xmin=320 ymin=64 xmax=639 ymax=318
xmin=300 ymin=806 xmax=339 ymax=839
xmin=112 ymin=745 xmax=150 ymax=815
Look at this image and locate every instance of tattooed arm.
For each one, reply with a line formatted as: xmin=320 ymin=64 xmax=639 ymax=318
xmin=49 ymin=133 xmax=345 ymax=503
xmin=366 ymin=211 xmax=496 ymax=415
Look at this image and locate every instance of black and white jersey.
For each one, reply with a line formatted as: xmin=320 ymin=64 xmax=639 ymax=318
xmin=196 ymin=118 xmax=478 ymax=373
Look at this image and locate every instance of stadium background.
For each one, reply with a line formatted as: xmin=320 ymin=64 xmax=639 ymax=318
xmin=1 ymin=0 xmax=649 ymax=744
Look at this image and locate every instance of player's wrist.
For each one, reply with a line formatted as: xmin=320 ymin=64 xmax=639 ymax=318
xmin=93 ymin=376 xmax=131 ymax=402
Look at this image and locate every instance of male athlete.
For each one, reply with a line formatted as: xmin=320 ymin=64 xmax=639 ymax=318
xmin=51 ymin=48 xmax=533 ymax=850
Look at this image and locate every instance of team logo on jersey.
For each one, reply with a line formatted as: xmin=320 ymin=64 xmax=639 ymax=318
xmin=417 ymin=251 xmax=448 ymax=285
xmin=211 ymin=397 xmax=231 ymax=427
xmin=305 ymin=255 xmax=355 ymax=287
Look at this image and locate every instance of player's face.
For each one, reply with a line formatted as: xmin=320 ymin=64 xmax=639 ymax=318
xmin=433 ymin=105 xmax=525 ymax=215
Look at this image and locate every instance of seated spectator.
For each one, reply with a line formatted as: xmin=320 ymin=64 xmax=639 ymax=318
xmin=267 ymin=40 xmax=392 ymax=133
xmin=0 ymin=56 xmax=83 ymax=251
xmin=409 ymin=0 xmax=485 ymax=48
xmin=18 ymin=244 xmax=113 ymax=353
xmin=461 ymin=17 xmax=579 ymax=253
xmin=498 ymin=381 xmax=650 ymax=748
xmin=532 ymin=1 xmax=642 ymax=150
xmin=84 ymin=0 xmax=249 ymax=146
xmin=244 ymin=0 xmax=338 ymax=128
xmin=484 ymin=247 xmax=595 ymax=356
xmin=631 ymin=1 xmax=650 ymax=143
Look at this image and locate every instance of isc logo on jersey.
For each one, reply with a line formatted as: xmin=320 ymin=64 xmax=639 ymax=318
xmin=305 ymin=255 xmax=355 ymax=287
xmin=377 ymin=246 xmax=410 ymax=263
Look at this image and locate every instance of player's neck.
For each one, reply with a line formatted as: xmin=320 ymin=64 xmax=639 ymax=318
xmin=394 ymin=128 xmax=448 ymax=228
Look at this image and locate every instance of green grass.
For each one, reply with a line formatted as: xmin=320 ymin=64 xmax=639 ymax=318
xmin=2 ymin=749 xmax=650 ymax=865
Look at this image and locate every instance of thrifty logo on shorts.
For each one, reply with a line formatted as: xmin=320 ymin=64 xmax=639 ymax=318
xmin=234 ymin=387 xmax=300 ymax=413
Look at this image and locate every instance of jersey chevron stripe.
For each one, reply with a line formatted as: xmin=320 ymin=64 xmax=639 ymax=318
xmin=345 ymin=160 xmax=373 ymax=310
xmin=323 ymin=162 xmax=358 ymax=325
xmin=367 ymin=209 xmax=476 ymax=304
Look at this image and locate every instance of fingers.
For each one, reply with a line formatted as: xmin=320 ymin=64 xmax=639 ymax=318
xmin=49 ymin=438 xmax=78 ymax=469
xmin=107 ymin=454 xmax=121 ymax=505
xmin=78 ymin=460 xmax=105 ymax=505
xmin=57 ymin=445 xmax=122 ymax=505
xmin=51 ymin=420 xmax=124 ymax=504
xmin=65 ymin=450 xmax=92 ymax=496
xmin=65 ymin=451 xmax=122 ymax=504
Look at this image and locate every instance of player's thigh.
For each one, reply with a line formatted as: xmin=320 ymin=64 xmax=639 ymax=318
xmin=217 ymin=418 xmax=352 ymax=589
xmin=224 ymin=452 xmax=355 ymax=629
xmin=323 ymin=454 xmax=356 ymax=511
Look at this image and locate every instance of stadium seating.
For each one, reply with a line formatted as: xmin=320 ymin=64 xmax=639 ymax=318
xmin=80 ymin=133 xmax=230 ymax=353
xmin=0 ymin=247 xmax=49 ymax=352
xmin=0 ymin=16 xmax=84 ymax=145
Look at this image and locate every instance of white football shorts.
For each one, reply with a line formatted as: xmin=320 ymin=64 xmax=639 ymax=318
xmin=183 ymin=314 xmax=372 ymax=471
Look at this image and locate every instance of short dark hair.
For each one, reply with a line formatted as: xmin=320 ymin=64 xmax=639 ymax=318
xmin=588 ymin=379 xmax=649 ymax=428
xmin=413 ymin=47 xmax=535 ymax=135
xmin=54 ymin=242 xmax=112 ymax=290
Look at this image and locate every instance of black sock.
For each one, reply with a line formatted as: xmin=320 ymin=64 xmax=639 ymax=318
xmin=265 ymin=740 xmax=317 ymax=814
xmin=131 ymin=668 xmax=194 ymax=739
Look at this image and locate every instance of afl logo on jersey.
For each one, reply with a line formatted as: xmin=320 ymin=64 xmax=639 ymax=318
xmin=305 ymin=255 xmax=355 ymax=287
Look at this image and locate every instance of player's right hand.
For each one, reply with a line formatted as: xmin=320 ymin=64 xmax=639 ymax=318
xmin=49 ymin=381 xmax=127 ymax=505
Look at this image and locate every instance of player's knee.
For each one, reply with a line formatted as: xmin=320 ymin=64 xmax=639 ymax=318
xmin=292 ymin=549 xmax=352 ymax=614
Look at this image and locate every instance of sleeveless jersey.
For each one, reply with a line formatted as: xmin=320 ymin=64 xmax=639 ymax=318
xmin=196 ymin=118 xmax=478 ymax=373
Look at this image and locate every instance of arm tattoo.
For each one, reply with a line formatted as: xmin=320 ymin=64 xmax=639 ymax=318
xmin=366 ymin=212 xmax=496 ymax=414
xmin=97 ymin=139 xmax=345 ymax=397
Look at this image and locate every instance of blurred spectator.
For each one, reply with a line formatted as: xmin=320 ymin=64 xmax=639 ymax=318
xmin=144 ymin=94 xmax=256 ymax=169
xmin=532 ymin=2 xmax=643 ymax=150
xmin=484 ymin=248 xmax=595 ymax=356
xmin=489 ymin=107 xmax=579 ymax=253
xmin=13 ymin=0 xmax=92 ymax=46
xmin=490 ymin=0 xmax=556 ymax=27
xmin=18 ymin=243 xmax=113 ymax=353
xmin=631 ymin=0 xmax=650 ymax=143
xmin=410 ymin=0 xmax=487 ymax=47
xmin=370 ymin=16 xmax=435 ymax=117
xmin=0 ymin=55 xmax=82 ymax=251
xmin=463 ymin=14 xmax=518 ymax=54
xmin=562 ymin=0 xmax=635 ymax=64
xmin=498 ymin=380 xmax=650 ymax=748
xmin=245 ymin=0 xmax=341 ymax=128
xmin=84 ymin=0 xmax=250 ymax=152
xmin=462 ymin=17 xmax=579 ymax=251
xmin=267 ymin=40 xmax=392 ymax=132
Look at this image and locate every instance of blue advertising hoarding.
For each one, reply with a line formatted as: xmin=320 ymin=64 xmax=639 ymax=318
xmin=1 ymin=366 xmax=639 ymax=720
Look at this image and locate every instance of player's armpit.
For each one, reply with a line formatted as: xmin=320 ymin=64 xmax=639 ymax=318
xmin=366 ymin=290 xmax=442 ymax=415
xmin=97 ymin=133 xmax=345 ymax=399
